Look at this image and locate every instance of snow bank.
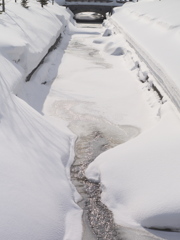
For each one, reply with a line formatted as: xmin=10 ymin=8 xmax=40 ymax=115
xmin=110 ymin=0 xmax=180 ymax=111
xmin=1 ymin=1 xmax=74 ymax=82
xmin=86 ymin=0 xmax=180 ymax=236
xmin=86 ymin=102 xmax=180 ymax=231
xmin=0 ymin=3 xmax=81 ymax=240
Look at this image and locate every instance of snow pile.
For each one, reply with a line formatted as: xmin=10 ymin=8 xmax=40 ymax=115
xmin=1 ymin=1 xmax=74 ymax=80
xmin=0 ymin=3 xmax=81 ymax=240
xmin=85 ymin=0 xmax=180 ymax=238
xmin=86 ymin=102 xmax=180 ymax=230
xmin=110 ymin=0 xmax=180 ymax=111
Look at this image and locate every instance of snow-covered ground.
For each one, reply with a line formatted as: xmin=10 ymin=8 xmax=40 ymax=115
xmin=0 ymin=2 xmax=82 ymax=240
xmin=1 ymin=0 xmax=180 ymax=239
xmin=110 ymin=0 xmax=180 ymax=111
xmin=86 ymin=1 xmax=180 ymax=239
xmin=19 ymin=19 xmax=159 ymax=239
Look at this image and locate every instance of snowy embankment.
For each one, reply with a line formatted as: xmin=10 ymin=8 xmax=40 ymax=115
xmin=110 ymin=0 xmax=180 ymax=111
xmin=86 ymin=0 xmax=180 ymax=239
xmin=0 ymin=2 xmax=82 ymax=240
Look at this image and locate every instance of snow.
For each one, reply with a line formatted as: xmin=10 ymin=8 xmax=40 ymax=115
xmin=18 ymin=17 xmax=159 ymax=239
xmin=41 ymin=28 xmax=156 ymax=131
xmin=85 ymin=0 xmax=180 ymax=239
xmin=2 ymin=0 xmax=180 ymax=239
xmin=0 ymin=2 xmax=82 ymax=240
xmin=86 ymin=102 xmax=180 ymax=230
xmin=110 ymin=0 xmax=180 ymax=111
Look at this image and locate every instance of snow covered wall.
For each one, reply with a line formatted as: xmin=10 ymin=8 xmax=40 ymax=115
xmin=110 ymin=0 xmax=180 ymax=111
xmin=0 ymin=2 xmax=82 ymax=240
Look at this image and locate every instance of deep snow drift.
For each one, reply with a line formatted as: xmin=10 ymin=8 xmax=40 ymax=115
xmin=85 ymin=1 xmax=180 ymax=239
xmin=0 ymin=2 xmax=82 ymax=240
xmin=110 ymin=0 xmax=180 ymax=111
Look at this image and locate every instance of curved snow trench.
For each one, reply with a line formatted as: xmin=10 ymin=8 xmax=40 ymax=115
xmin=54 ymin=24 xmax=163 ymax=240
xmin=18 ymin=22 xmax=164 ymax=240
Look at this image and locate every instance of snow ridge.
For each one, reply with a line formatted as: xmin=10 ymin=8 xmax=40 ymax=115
xmin=0 ymin=2 xmax=82 ymax=240
xmin=111 ymin=0 xmax=180 ymax=113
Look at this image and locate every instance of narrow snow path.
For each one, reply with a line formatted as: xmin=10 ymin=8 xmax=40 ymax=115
xmin=18 ymin=23 xmax=162 ymax=239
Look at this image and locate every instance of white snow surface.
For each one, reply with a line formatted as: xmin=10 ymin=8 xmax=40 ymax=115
xmin=85 ymin=0 xmax=180 ymax=238
xmin=0 ymin=2 xmax=82 ymax=240
xmin=2 ymin=0 xmax=180 ymax=239
xmin=86 ymin=102 xmax=180 ymax=229
xmin=110 ymin=0 xmax=180 ymax=111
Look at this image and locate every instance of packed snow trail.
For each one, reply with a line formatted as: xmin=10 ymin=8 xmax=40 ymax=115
xmin=18 ymin=22 xmax=164 ymax=239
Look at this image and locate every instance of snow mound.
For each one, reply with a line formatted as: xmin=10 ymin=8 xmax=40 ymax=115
xmin=0 ymin=2 xmax=81 ymax=240
xmin=111 ymin=47 xmax=124 ymax=56
xmin=86 ymin=103 xmax=180 ymax=231
xmin=103 ymin=41 xmax=125 ymax=56
xmin=103 ymin=28 xmax=113 ymax=36
xmin=111 ymin=0 xmax=180 ymax=111
xmin=85 ymin=0 xmax=180 ymax=237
